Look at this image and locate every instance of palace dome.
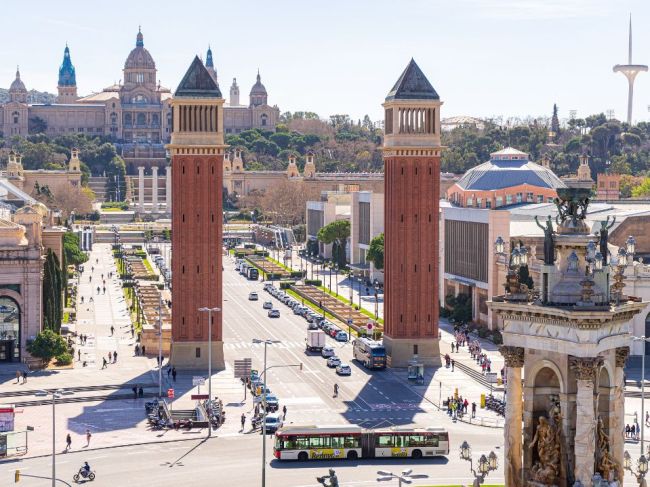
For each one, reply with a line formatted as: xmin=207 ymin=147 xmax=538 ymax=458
xmin=124 ymin=29 xmax=155 ymax=70
xmin=250 ymin=72 xmax=267 ymax=96
xmin=10 ymin=69 xmax=27 ymax=93
xmin=455 ymin=148 xmax=565 ymax=191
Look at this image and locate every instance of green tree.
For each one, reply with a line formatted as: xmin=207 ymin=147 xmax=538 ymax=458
xmin=104 ymin=156 xmax=127 ymax=202
xmin=269 ymin=132 xmax=291 ymax=149
xmin=317 ymin=220 xmax=351 ymax=268
xmin=27 ymin=329 xmax=67 ymax=363
xmin=551 ymin=104 xmax=560 ymax=140
xmin=366 ymin=233 xmax=384 ymax=270
xmin=632 ymin=177 xmax=650 ymax=198
xmin=28 ymin=116 xmax=48 ymax=134
xmin=43 ymin=249 xmax=63 ymax=332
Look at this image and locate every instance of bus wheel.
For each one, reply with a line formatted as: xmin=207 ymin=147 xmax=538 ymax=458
xmin=298 ymin=452 xmax=308 ymax=462
xmin=347 ymin=450 xmax=358 ymax=460
xmin=412 ymin=449 xmax=423 ymax=459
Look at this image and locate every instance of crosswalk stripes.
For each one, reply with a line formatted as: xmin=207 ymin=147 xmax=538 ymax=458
xmin=223 ymin=340 xmax=305 ymax=350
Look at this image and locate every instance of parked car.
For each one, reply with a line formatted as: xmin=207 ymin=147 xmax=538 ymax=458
xmin=308 ymin=322 xmax=319 ymax=330
xmin=263 ymin=301 xmax=273 ymax=309
xmin=327 ymin=356 xmax=341 ymax=368
xmin=268 ymin=309 xmax=281 ymax=318
xmin=264 ymin=413 xmax=283 ymax=433
xmin=321 ymin=346 xmax=335 ymax=358
xmin=328 ymin=328 xmax=339 ymax=338
xmin=336 ymin=364 xmax=352 ymax=376
xmin=335 ymin=331 xmax=348 ymax=342
xmin=263 ymin=283 xmax=274 ymax=292
xmin=264 ymin=394 xmax=279 ymax=411
xmin=248 ymin=292 xmax=259 ymax=301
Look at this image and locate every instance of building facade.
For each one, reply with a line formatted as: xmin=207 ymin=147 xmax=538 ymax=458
xmin=1 ymin=32 xmax=280 ymax=170
xmin=168 ymin=56 xmax=225 ymax=369
xmin=382 ymin=59 xmax=442 ymax=367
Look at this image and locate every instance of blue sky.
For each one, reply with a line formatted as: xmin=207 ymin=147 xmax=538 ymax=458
xmin=2 ymin=0 xmax=650 ymax=123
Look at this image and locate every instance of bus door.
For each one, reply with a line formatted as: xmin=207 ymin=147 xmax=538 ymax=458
xmin=361 ymin=432 xmax=375 ymax=459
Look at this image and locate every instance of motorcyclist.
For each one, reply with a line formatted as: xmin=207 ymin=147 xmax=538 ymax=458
xmin=81 ymin=462 xmax=91 ymax=475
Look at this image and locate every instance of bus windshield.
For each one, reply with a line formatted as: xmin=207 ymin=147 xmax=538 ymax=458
xmin=371 ymin=347 xmax=386 ymax=356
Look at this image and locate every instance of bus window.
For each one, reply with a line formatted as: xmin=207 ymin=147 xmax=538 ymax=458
xmin=344 ymin=436 xmax=360 ymax=448
xmin=424 ymin=435 xmax=439 ymax=447
xmin=309 ymin=436 xmax=329 ymax=448
xmin=330 ymin=436 xmax=343 ymax=449
xmin=377 ymin=435 xmax=394 ymax=448
xmin=295 ymin=437 xmax=309 ymax=449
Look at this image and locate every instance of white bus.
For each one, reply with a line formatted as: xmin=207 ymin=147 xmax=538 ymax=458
xmin=274 ymin=425 xmax=449 ymax=461
xmin=352 ymin=337 xmax=387 ymax=369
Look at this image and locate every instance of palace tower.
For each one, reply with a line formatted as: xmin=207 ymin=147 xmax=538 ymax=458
xmin=382 ymin=59 xmax=442 ymax=367
xmin=167 ymin=56 xmax=226 ymax=368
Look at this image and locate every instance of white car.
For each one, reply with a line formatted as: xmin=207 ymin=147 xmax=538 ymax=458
xmin=327 ymin=356 xmax=341 ymax=368
xmin=321 ymin=346 xmax=335 ymax=358
xmin=262 ymin=301 xmax=273 ymax=309
xmin=336 ymin=364 xmax=352 ymax=376
xmin=248 ymin=292 xmax=259 ymax=301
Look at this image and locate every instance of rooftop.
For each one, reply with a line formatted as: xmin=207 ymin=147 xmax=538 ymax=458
xmin=385 ymin=59 xmax=439 ymax=101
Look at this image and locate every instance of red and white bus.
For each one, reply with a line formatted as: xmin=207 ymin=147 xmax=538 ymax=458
xmin=274 ymin=425 xmax=449 ymax=461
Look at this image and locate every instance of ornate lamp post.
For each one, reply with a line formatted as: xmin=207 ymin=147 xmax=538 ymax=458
xmin=495 ymin=237 xmax=529 ymax=295
xmin=624 ymin=450 xmax=648 ymax=486
xmin=459 ymin=440 xmax=499 ymax=487
xmin=377 ymin=469 xmax=428 ymax=486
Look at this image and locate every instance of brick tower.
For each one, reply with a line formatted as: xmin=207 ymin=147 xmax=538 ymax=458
xmin=167 ymin=56 xmax=226 ymax=368
xmin=382 ymin=59 xmax=442 ymax=367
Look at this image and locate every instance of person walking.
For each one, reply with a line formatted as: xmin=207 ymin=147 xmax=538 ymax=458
xmin=167 ymin=366 xmax=172 ymax=378
xmin=96 ymin=286 xmax=100 ymax=295
xmin=451 ymin=342 xmax=455 ymax=353
xmin=86 ymin=429 xmax=92 ymax=447
xmin=646 ymin=411 xmax=649 ymax=427
xmin=135 ymin=343 xmax=140 ymax=356
xmin=113 ymin=351 xmax=118 ymax=363
xmin=102 ymin=286 xmax=106 ymax=295
xmin=172 ymin=367 xmax=177 ymax=382
xmin=241 ymin=413 xmax=246 ymax=432
xmin=16 ymin=370 xmax=21 ymax=384
xmin=22 ymin=370 xmax=27 ymax=384
xmin=333 ymin=383 xmax=339 ymax=398
xmin=77 ymin=349 xmax=81 ymax=361
xmin=110 ymin=325 xmax=115 ymax=336
xmin=102 ymin=357 xmax=107 ymax=369
xmin=282 ymin=405 xmax=287 ymax=420
xmin=108 ymin=352 xmax=112 ymax=363
xmin=66 ymin=433 xmax=72 ymax=451
xmin=451 ymin=359 xmax=455 ymax=372
xmin=472 ymin=402 xmax=477 ymax=419
xmin=141 ymin=345 xmax=146 ymax=355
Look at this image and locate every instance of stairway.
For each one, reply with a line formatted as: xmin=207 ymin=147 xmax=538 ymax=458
xmin=88 ymin=176 xmax=108 ymax=202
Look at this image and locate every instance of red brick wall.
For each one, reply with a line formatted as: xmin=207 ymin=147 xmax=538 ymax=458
xmin=384 ymin=155 xmax=439 ymax=339
xmin=171 ymin=154 xmax=223 ymax=342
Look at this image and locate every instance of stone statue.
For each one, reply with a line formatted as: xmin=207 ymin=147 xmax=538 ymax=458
xmin=596 ymin=416 xmax=619 ymax=483
xmin=598 ymin=216 xmax=616 ymax=265
xmin=535 ymin=216 xmax=555 ymax=265
xmin=316 ymin=469 xmax=339 ymax=487
xmin=530 ymin=415 xmax=561 ymax=485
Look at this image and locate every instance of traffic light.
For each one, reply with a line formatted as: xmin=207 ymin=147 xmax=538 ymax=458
xmin=15 ymin=470 xmax=20 ymax=482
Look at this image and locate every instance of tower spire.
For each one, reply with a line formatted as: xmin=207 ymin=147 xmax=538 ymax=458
xmin=136 ymin=26 xmax=144 ymax=47
xmin=628 ymin=13 xmax=633 ymax=64
xmin=613 ymin=15 xmax=648 ymax=124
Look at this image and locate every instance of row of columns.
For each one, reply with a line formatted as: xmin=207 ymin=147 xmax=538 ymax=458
xmin=137 ymin=166 xmax=171 ymax=214
xmin=500 ymin=346 xmax=629 ymax=487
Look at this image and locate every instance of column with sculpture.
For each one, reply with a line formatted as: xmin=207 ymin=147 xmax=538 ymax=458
xmin=500 ymin=345 xmax=525 ymax=487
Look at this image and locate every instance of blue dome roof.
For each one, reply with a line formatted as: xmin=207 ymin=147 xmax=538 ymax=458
xmin=58 ymin=45 xmax=76 ymax=87
xmin=455 ymin=148 xmax=565 ymax=191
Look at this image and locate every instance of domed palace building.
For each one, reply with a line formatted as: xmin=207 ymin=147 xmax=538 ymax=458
xmin=1 ymin=30 xmax=280 ymax=171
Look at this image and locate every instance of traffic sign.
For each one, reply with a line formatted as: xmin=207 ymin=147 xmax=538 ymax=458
xmin=347 ymin=319 xmax=353 ymax=325
xmin=192 ymin=376 xmax=206 ymax=386
xmin=367 ymin=323 xmax=373 ymax=330
xmin=234 ymin=358 xmax=252 ymax=379
xmin=191 ymin=394 xmax=209 ymax=400
xmin=167 ymin=388 xmax=175 ymax=399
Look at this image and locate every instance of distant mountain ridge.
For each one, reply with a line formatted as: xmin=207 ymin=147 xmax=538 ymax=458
xmin=0 ymin=88 xmax=56 ymax=104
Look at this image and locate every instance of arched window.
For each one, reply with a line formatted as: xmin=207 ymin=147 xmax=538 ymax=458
xmin=260 ymin=114 xmax=268 ymax=127
xmin=136 ymin=113 xmax=146 ymax=126
xmin=0 ymin=296 xmax=21 ymax=361
xmin=136 ymin=73 xmax=144 ymax=84
xmin=124 ymin=113 xmax=132 ymax=126
xmin=12 ymin=111 xmax=19 ymax=124
xmin=110 ymin=113 xmax=117 ymax=125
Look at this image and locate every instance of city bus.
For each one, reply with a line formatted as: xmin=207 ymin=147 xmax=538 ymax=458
xmin=274 ymin=425 xmax=449 ymax=461
xmin=247 ymin=267 xmax=259 ymax=280
xmin=352 ymin=337 xmax=387 ymax=369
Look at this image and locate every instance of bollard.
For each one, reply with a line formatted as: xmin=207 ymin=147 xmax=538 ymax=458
xmin=480 ymin=393 xmax=486 ymax=409
xmin=15 ymin=470 xmax=20 ymax=482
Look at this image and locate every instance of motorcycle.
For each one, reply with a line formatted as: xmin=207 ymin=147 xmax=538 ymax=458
xmin=73 ymin=468 xmax=96 ymax=482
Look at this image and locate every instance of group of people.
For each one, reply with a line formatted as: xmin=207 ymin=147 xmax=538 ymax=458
xmin=445 ymin=395 xmax=476 ymax=420
xmin=101 ymin=350 xmax=119 ymax=369
xmin=625 ymin=422 xmax=641 ymax=440
xmin=14 ymin=370 xmax=28 ymax=384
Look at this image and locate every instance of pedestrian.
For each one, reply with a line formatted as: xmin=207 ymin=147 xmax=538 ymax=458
xmin=108 ymin=351 xmax=112 ymax=362
xmin=138 ymin=386 xmax=144 ymax=398
xmin=167 ymin=366 xmax=172 ymax=378
xmin=131 ymin=328 xmax=134 ymax=338
xmin=102 ymin=357 xmax=107 ymax=369
xmin=81 ymin=296 xmax=84 ymax=304
xmin=113 ymin=351 xmax=118 ymax=363
xmin=646 ymin=411 xmax=649 ymax=427
xmin=463 ymin=398 xmax=468 ymax=414
xmin=89 ymin=297 xmax=93 ymax=304
xmin=16 ymin=370 xmax=21 ymax=384
xmin=241 ymin=413 xmax=246 ymax=432
xmin=451 ymin=342 xmax=455 ymax=353
xmin=472 ymin=402 xmax=477 ymax=418
xmin=86 ymin=429 xmax=92 ymax=447
xmin=132 ymin=386 xmax=137 ymax=399
xmin=451 ymin=359 xmax=455 ymax=372
xmin=282 ymin=405 xmax=287 ymax=420
xmin=102 ymin=287 xmax=106 ymax=294
xmin=625 ymin=424 xmax=630 ymax=438
xmin=135 ymin=343 xmax=140 ymax=356
xmin=141 ymin=345 xmax=146 ymax=355
xmin=78 ymin=349 xmax=81 ymax=361
xmin=172 ymin=367 xmax=177 ymax=382
xmin=89 ymin=275 xmax=92 ymax=283
xmin=66 ymin=433 xmax=72 ymax=451
xmin=637 ymin=422 xmax=641 ymax=440
xmin=110 ymin=325 xmax=115 ymax=336
xmin=97 ymin=286 xmax=100 ymax=295
xmin=22 ymin=370 xmax=27 ymax=384
xmin=101 ymin=273 xmax=104 ymax=280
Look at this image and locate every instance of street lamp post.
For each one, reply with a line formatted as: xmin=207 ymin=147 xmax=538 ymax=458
xmin=459 ymin=440 xmax=499 ymax=487
xmin=624 ymin=450 xmax=649 ymax=486
xmin=157 ymin=294 xmax=163 ymax=397
xmin=252 ymin=338 xmax=281 ymax=487
xmin=36 ymin=389 xmax=73 ymax=487
xmin=198 ymin=306 xmax=221 ymax=438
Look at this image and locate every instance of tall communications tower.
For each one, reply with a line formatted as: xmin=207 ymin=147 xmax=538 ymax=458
xmin=613 ymin=15 xmax=647 ymax=125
